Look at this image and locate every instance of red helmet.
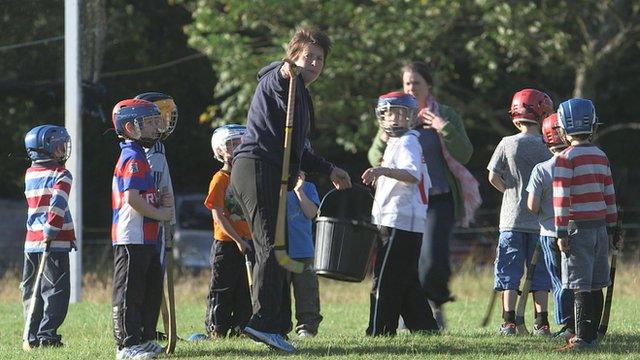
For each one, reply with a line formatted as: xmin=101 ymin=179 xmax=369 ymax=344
xmin=509 ymin=89 xmax=553 ymax=125
xmin=541 ymin=113 xmax=566 ymax=150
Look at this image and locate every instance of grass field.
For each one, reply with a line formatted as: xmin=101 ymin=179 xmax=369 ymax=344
xmin=1 ymin=264 xmax=639 ymax=359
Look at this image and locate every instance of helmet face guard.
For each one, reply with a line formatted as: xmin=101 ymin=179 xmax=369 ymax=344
xmin=211 ymin=124 xmax=246 ymax=163
xmin=25 ymin=125 xmax=72 ymax=163
xmin=134 ymin=92 xmax=178 ymax=140
xmin=375 ymin=92 xmax=418 ymax=137
xmin=155 ymin=98 xmax=178 ymax=140
xmin=112 ymin=99 xmax=163 ymax=147
xmin=376 ymin=105 xmax=414 ymax=137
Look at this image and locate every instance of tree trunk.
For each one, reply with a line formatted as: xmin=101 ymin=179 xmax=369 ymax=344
xmin=81 ymin=0 xmax=106 ymax=83
xmin=573 ymin=62 xmax=597 ymax=99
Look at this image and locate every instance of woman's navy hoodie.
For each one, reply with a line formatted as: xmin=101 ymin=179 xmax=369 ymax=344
xmin=233 ymin=61 xmax=334 ymax=186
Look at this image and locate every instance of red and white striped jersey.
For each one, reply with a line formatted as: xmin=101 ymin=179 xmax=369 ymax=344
xmin=552 ymin=144 xmax=617 ymax=237
xmin=24 ymin=161 xmax=75 ymax=252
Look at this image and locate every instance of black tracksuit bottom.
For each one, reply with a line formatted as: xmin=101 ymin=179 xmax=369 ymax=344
xmin=112 ymin=244 xmax=163 ymax=348
xmin=367 ymin=226 xmax=438 ymax=336
xmin=205 ymin=239 xmax=252 ymax=335
xmin=230 ymin=157 xmax=292 ymax=334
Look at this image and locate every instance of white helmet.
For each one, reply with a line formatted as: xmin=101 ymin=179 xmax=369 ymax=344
xmin=211 ymin=124 xmax=246 ymax=162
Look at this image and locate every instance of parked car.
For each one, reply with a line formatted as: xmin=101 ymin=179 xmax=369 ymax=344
xmin=173 ymin=194 xmax=212 ymax=270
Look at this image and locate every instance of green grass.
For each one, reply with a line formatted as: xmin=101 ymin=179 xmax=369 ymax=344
xmin=1 ymin=265 xmax=639 ymax=359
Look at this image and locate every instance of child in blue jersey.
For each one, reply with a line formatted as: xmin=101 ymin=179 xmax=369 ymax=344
xmin=21 ymin=125 xmax=74 ymax=350
xmin=110 ymin=99 xmax=173 ymax=360
xmin=287 ymin=170 xmax=323 ymax=337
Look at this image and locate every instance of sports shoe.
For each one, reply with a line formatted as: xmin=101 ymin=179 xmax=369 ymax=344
xmin=40 ymin=339 xmax=64 ymax=347
xmin=557 ymin=337 xmax=595 ymax=352
xmin=553 ymin=325 xmax=575 ymax=342
xmin=140 ymin=341 xmax=163 ymax=354
xmin=243 ymin=326 xmax=295 ymax=353
xmin=297 ymin=330 xmax=315 ymax=338
xmin=433 ymin=309 xmax=446 ymax=331
xmin=116 ymin=345 xmax=157 ymax=360
xmin=532 ymin=324 xmax=552 ymax=337
xmin=498 ymin=322 xmax=517 ymax=336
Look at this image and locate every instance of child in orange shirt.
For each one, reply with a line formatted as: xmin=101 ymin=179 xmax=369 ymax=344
xmin=203 ymin=124 xmax=252 ymax=338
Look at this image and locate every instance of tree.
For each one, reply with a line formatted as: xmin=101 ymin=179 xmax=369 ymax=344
xmin=179 ymin=0 xmax=471 ymax=155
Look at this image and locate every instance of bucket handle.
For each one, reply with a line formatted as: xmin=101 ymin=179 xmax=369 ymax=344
xmin=316 ymin=183 xmax=380 ymax=219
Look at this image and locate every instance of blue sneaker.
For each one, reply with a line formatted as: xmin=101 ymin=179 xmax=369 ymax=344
xmin=243 ymin=326 xmax=295 ymax=353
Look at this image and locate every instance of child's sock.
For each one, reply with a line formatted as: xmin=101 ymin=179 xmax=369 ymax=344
xmin=574 ymin=291 xmax=593 ymax=342
xmin=591 ymin=289 xmax=604 ymax=340
xmin=534 ymin=311 xmax=549 ymax=327
xmin=503 ymin=310 xmax=515 ymax=324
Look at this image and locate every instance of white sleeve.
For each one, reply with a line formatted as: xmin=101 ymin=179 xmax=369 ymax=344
xmin=393 ymin=134 xmax=422 ymax=181
xmin=147 ymin=145 xmax=177 ymax=225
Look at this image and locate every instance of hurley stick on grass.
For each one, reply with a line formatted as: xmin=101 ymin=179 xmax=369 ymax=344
xmin=274 ymin=59 xmax=305 ymax=274
xmin=514 ymin=242 xmax=541 ymax=335
xmin=163 ymin=222 xmax=177 ymax=354
xmin=599 ymin=207 xmax=623 ymax=338
xmin=480 ymin=290 xmax=498 ymax=328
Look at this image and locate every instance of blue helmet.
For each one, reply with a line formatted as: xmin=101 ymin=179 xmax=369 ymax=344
xmin=211 ymin=124 xmax=246 ymax=162
xmin=557 ymin=98 xmax=597 ymax=136
xmin=112 ymin=98 xmax=162 ymax=147
xmin=375 ymin=91 xmax=418 ymax=137
xmin=24 ymin=125 xmax=71 ymax=162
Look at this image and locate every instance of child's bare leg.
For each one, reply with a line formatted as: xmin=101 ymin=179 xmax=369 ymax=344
xmin=503 ymin=290 xmax=518 ymax=311
xmin=533 ymin=291 xmax=548 ymax=312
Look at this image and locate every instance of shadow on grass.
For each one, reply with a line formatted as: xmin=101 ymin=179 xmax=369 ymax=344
xmin=172 ymin=333 xmax=640 ymax=357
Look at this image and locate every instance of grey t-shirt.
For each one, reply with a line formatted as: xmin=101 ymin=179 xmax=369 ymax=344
xmin=487 ymin=133 xmax=551 ymax=232
xmin=526 ymin=155 xmax=556 ymax=237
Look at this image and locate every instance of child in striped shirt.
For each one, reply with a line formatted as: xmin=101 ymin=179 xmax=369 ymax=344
xmin=21 ymin=125 xmax=74 ymax=350
xmin=553 ymin=98 xmax=618 ymax=351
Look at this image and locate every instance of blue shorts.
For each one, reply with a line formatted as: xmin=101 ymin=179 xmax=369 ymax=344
xmin=494 ymin=231 xmax=551 ymax=292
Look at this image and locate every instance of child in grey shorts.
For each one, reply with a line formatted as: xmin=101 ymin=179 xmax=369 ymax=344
xmin=553 ymin=98 xmax=618 ymax=351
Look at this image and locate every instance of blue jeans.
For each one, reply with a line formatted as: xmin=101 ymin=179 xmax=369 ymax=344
xmin=21 ymin=251 xmax=70 ymax=344
xmin=494 ymin=231 xmax=551 ymax=291
xmin=540 ymin=235 xmax=574 ymax=325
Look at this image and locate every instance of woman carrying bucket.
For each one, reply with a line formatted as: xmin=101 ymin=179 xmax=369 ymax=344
xmin=367 ymin=61 xmax=479 ymax=329
xmin=230 ymin=27 xmax=351 ymax=353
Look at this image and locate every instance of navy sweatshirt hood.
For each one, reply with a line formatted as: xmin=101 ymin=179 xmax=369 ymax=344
xmin=233 ymin=61 xmax=333 ymax=187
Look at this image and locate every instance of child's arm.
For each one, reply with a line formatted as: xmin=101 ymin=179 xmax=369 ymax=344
xmin=43 ymin=170 xmax=73 ymax=241
xmin=211 ymin=207 xmax=250 ymax=253
xmin=488 ymin=171 xmax=506 ymax=193
xmin=487 ymin=139 xmax=507 ymax=193
xmin=526 ymin=165 xmax=542 ymax=213
xmin=294 ymin=174 xmax=318 ymax=219
xmin=124 ymin=189 xmax=173 ymax=221
xmin=527 ymin=192 xmax=540 ymax=214
xmin=362 ymin=166 xmax=419 ymax=186
xmin=552 ymin=154 xmax=573 ymax=244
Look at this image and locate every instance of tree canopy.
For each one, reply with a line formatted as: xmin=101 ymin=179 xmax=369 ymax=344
xmin=1 ymin=0 xmax=639 ymax=227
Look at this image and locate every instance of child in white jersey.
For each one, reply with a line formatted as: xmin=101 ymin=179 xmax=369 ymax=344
xmin=361 ymin=91 xmax=437 ymax=336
